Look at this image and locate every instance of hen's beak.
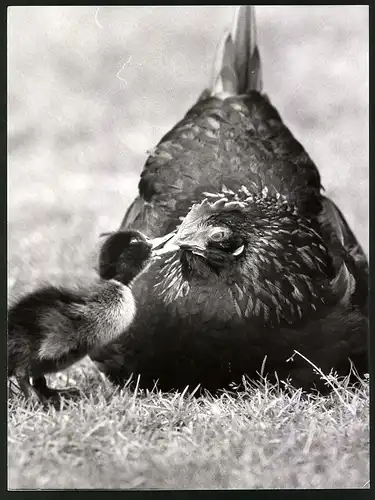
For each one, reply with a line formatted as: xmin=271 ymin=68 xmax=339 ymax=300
xmin=183 ymin=245 xmax=206 ymax=258
xmin=151 ymin=232 xmax=207 ymax=257
xmin=148 ymin=232 xmax=180 ymax=254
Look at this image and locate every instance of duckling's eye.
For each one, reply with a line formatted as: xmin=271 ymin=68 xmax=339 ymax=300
xmin=129 ymin=237 xmax=140 ymax=245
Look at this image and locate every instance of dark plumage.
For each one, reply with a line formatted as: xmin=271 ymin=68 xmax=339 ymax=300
xmin=99 ymin=230 xmax=152 ymax=284
xmin=8 ymin=280 xmax=136 ymax=404
xmin=90 ymin=6 xmax=368 ymax=393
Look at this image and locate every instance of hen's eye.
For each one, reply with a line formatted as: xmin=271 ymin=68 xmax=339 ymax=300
xmin=208 ymin=229 xmax=245 ymax=257
xmin=209 ymin=230 xmax=228 ymax=242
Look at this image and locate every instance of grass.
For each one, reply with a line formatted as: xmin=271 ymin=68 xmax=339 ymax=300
xmin=8 ymin=6 xmax=369 ymax=490
xmin=7 ymin=360 xmax=370 ymax=489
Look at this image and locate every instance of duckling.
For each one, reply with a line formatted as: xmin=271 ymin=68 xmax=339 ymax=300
xmin=8 ymin=279 xmax=135 ymax=404
xmin=8 ymin=231 xmax=156 ymax=405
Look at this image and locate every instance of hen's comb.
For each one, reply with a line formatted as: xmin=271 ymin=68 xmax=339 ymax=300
xmin=178 ymin=197 xmax=247 ymax=235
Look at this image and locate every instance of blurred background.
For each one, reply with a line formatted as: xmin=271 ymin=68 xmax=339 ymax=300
xmin=8 ymin=6 xmax=369 ymax=298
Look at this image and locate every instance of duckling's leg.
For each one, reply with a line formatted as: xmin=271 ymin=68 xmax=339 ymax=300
xmin=14 ymin=375 xmax=47 ymax=404
xmin=32 ymin=375 xmax=57 ymax=398
xmin=32 ymin=376 xmax=81 ymax=405
xmin=31 ymin=376 xmax=64 ymax=409
xmin=16 ymin=376 xmax=33 ymax=398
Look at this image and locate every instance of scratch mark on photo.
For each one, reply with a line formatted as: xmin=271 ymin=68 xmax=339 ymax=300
xmin=116 ymin=56 xmax=132 ymax=83
xmin=95 ymin=7 xmax=103 ymax=29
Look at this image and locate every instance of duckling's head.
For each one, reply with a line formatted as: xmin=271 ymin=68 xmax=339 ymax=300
xmin=99 ymin=230 xmax=152 ymax=285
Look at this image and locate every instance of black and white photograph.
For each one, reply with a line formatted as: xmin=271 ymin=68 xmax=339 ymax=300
xmin=8 ymin=5 xmax=369 ymax=489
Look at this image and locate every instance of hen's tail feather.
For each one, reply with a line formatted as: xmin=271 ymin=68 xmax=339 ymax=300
xmin=209 ymin=5 xmax=262 ymax=97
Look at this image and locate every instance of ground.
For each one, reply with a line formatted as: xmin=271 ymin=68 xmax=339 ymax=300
xmin=8 ymin=365 xmax=370 ymax=489
xmin=8 ymin=6 xmax=369 ymax=489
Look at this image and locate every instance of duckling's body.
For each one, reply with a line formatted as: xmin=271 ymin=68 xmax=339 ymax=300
xmin=8 ymin=279 xmax=135 ymax=403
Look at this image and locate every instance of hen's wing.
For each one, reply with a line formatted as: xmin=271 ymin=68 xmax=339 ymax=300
xmin=319 ymin=196 xmax=368 ymax=311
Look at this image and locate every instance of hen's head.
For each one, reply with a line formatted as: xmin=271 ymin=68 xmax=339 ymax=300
xmin=168 ymin=198 xmax=246 ymax=273
xmin=157 ymin=187 xmax=326 ymax=275
xmin=153 ymin=187 xmax=335 ymax=324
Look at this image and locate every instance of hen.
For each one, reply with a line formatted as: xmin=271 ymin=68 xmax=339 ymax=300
xmin=91 ymin=6 xmax=368 ymax=393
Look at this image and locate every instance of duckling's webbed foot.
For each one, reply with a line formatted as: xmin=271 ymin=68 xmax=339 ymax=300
xmin=32 ymin=376 xmax=82 ymax=407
